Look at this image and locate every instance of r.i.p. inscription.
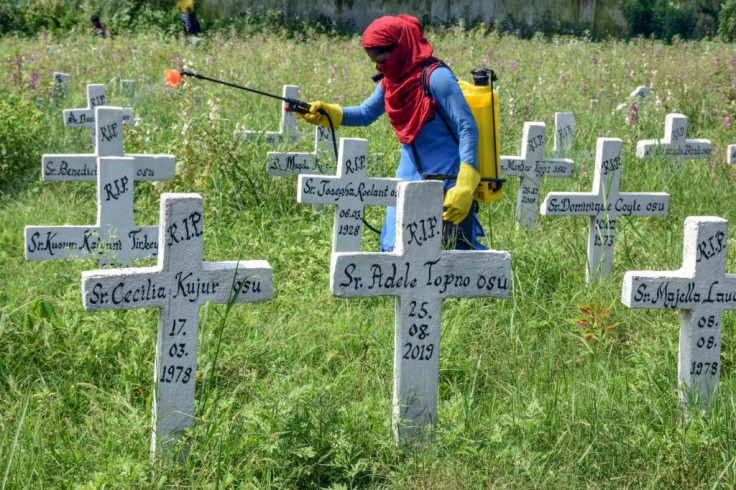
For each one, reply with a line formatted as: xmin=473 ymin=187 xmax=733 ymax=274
xmin=330 ymin=181 xmax=511 ymax=443
xmin=622 ymin=217 xmax=735 ymax=407
xmin=82 ymin=193 xmax=273 ymax=459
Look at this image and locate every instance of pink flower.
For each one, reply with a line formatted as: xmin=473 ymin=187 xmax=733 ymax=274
xmin=727 ymin=115 xmax=732 ymax=129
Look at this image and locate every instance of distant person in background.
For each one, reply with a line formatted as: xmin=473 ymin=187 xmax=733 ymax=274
xmin=178 ymin=0 xmax=201 ymax=37
xmin=90 ymin=15 xmax=110 ymax=38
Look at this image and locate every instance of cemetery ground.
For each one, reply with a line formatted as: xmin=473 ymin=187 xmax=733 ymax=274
xmin=1 ymin=26 xmax=736 ymax=488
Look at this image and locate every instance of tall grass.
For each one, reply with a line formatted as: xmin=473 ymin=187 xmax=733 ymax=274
xmin=0 ymin=26 xmax=735 ymax=487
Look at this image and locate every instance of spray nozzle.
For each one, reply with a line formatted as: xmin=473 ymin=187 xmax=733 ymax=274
xmin=470 ymin=68 xmax=498 ymax=86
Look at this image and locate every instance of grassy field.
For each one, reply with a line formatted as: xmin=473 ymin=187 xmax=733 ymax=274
xmin=1 ymin=25 xmax=736 ymax=488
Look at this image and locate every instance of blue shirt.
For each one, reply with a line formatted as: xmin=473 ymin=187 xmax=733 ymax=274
xmin=342 ymin=66 xmax=479 ymax=184
xmin=341 ymin=66 xmax=484 ymax=251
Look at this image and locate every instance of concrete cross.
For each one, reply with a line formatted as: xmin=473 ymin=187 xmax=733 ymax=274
xmin=242 ymin=85 xmax=302 ymax=145
xmin=622 ymin=217 xmax=734 ymax=407
xmin=25 ymin=157 xmax=158 ymax=267
xmin=331 ymin=180 xmax=511 ymax=443
xmin=267 ymin=125 xmax=336 ymax=177
xmin=63 ymin=84 xmax=134 ymax=146
xmin=727 ymin=144 xmax=735 ymax=165
xmin=297 ymin=138 xmax=398 ymax=252
xmin=42 ymin=106 xmax=175 ymax=183
xmin=82 ymin=193 xmax=273 ymax=459
xmin=541 ymin=138 xmax=670 ymax=282
xmin=636 ymin=113 xmax=711 ymax=171
xmin=501 ymin=122 xmax=574 ymax=228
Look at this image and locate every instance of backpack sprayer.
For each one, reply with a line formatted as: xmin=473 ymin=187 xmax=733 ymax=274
xmin=165 ymin=69 xmax=339 ymax=162
xmin=373 ymin=66 xmax=505 ymax=202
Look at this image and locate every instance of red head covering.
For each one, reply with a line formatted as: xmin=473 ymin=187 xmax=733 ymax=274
xmin=362 ymin=14 xmax=440 ymax=144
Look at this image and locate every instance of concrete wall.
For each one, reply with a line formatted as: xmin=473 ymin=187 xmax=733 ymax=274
xmin=200 ymin=0 xmax=629 ymax=37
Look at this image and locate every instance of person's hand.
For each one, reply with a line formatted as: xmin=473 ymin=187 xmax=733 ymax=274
xmin=296 ymin=101 xmax=343 ymax=129
xmin=443 ymin=163 xmax=480 ymax=224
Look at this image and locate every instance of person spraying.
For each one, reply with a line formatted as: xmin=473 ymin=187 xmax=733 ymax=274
xmin=297 ymin=14 xmax=487 ymax=251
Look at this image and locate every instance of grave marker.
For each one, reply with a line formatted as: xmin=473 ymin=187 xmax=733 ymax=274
xmin=636 ymin=113 xmax=711 ymax=171
xmin=727 ymin=145 xmax=735 ymax=165
xmin=553 ymin=112 xmax=575 ymax=154
xmin=267 ymin=125 xmax=336 ymax=177
xmin=622 ymin=217 xmax=735 ymax=407
xmin=82 ymin=193 xmax=273 ymax=458
xmin=331 ymin=181 xmax=511 ymax=443
xmin=25 ymin=157 xmax=158 ymax=267
xmin=43 ymin=106 xmax=175 ymax=183
xmin=500 ymin=122 xmax=574 ymax=228
xmin=297 ymin=138 xmax=399 ymax=252
xmin=52 ymin=72 xmax=70 ymax=102
xmin=541 ymin=138 xmax=670 ymax=282
xmin=63 ymin=84 xmax=134 ymax=146
xmin=243 ymin=85 xmax=302 ymax=145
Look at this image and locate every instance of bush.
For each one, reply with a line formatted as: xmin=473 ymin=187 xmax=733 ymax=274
xmin=0 ymin=93 xmax=44 ymax=194
xmin=719 ymin=0 xmax=736 ymax=40
xmin=624 ymin=0 xmax=697 ymax=42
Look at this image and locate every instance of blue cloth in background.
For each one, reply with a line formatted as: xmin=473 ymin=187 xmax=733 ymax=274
xmin=342 ymin=66 xmax=487 ymax=251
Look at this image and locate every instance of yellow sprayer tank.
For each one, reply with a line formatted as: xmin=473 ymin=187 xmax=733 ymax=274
xmin=459 ymin=70 xmax=503 ymax=202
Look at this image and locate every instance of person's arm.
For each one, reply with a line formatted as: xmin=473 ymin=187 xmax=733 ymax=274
xmin=429 ymin=67 xmax=478 ymax=169
xmin=341 ymin=83 xmax=386 ymax=127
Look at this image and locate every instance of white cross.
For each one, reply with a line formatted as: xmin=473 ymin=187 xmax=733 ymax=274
xmin=727 ymin=144 xmax=735 ymax=165
xmin=298 ymin=138 xmax=398 ymax=252
xmin=63 ymin=84 xmax=134 ymax=146
xmin=267 ymin=125 xmax=336 ymax=177
xmin=553 ymin=112 xmax=575 ymax=155
xmin=500 ymin=122 xmax=574 ymax=228
xmin=242 ymin=85 xmax=302 ymax=145
xmin=51 ymin=72 xmax=70 ymax=102
xmin=25 ymin=157 xmax=159 ymax=267
xmin=636 ymin=113 xmax=711 ymax=171
xmin=331 ymin=181 xmax=511 ymax=443
xmin=82 ymin=193 xmax=273 ymax=459
xmin=42 ymin=106 xmax=175 ymax=183
xmin=622 ymin=217 xmax=735 ymax=407
xmin=541 ymin=138 xmax=670 ymax=282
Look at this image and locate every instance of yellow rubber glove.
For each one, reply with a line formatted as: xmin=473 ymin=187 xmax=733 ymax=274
xmin=296 ymin=101 xmax=343 ymax=129
xmin=443 ymin=163 xmax=481 ymax=224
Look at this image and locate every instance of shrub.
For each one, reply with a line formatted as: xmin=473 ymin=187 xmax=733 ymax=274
xmin=0 ymin=93 xmax=44 ymax=194
xmin=623 ymin=0 xmax=697 ymax=42
xmin=719 ymin=0 xmax=736 ymax=40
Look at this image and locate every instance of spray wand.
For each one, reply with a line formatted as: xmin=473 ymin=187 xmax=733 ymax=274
xmin=164 ymin=69 xmax=339 ymax=161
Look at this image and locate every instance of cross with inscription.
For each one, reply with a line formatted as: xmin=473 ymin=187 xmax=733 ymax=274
xmin=242 ymin=85 xmax=302 ymax=145
xmin=298 ymin=138 xmax=398 ymax=252
xmin=82 ymin=193 xmax=273 ymax=459
xmin=267 ymin=125 xmax=336 ymax=177
xmin=500 ymin=122 xmax=574 ymax=228
xmin=331 ymin=181 xmax=511 ymax=443
xmin=636 ymin=113 xmax=711 ymax=172
xmin=541 ymin=138 xmax=670 ymax=283
xmin=553 ymin=112 xmax=575 ymax=155
xmin=622 ymin=217 xmax=735 ymax=407
xmin=42 ymin=106 xmax=175 ymax=183
xmin=63 ymin=84 xmax=134 ymax=147
xmin=727 ymin=144 xmax=735 ymax=165
xmin=26 ymin=157 xmax=159 ymax=267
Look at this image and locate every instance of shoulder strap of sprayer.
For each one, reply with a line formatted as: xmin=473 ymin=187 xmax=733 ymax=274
xmin=411 ymin=60 xmax=459 ymax=177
